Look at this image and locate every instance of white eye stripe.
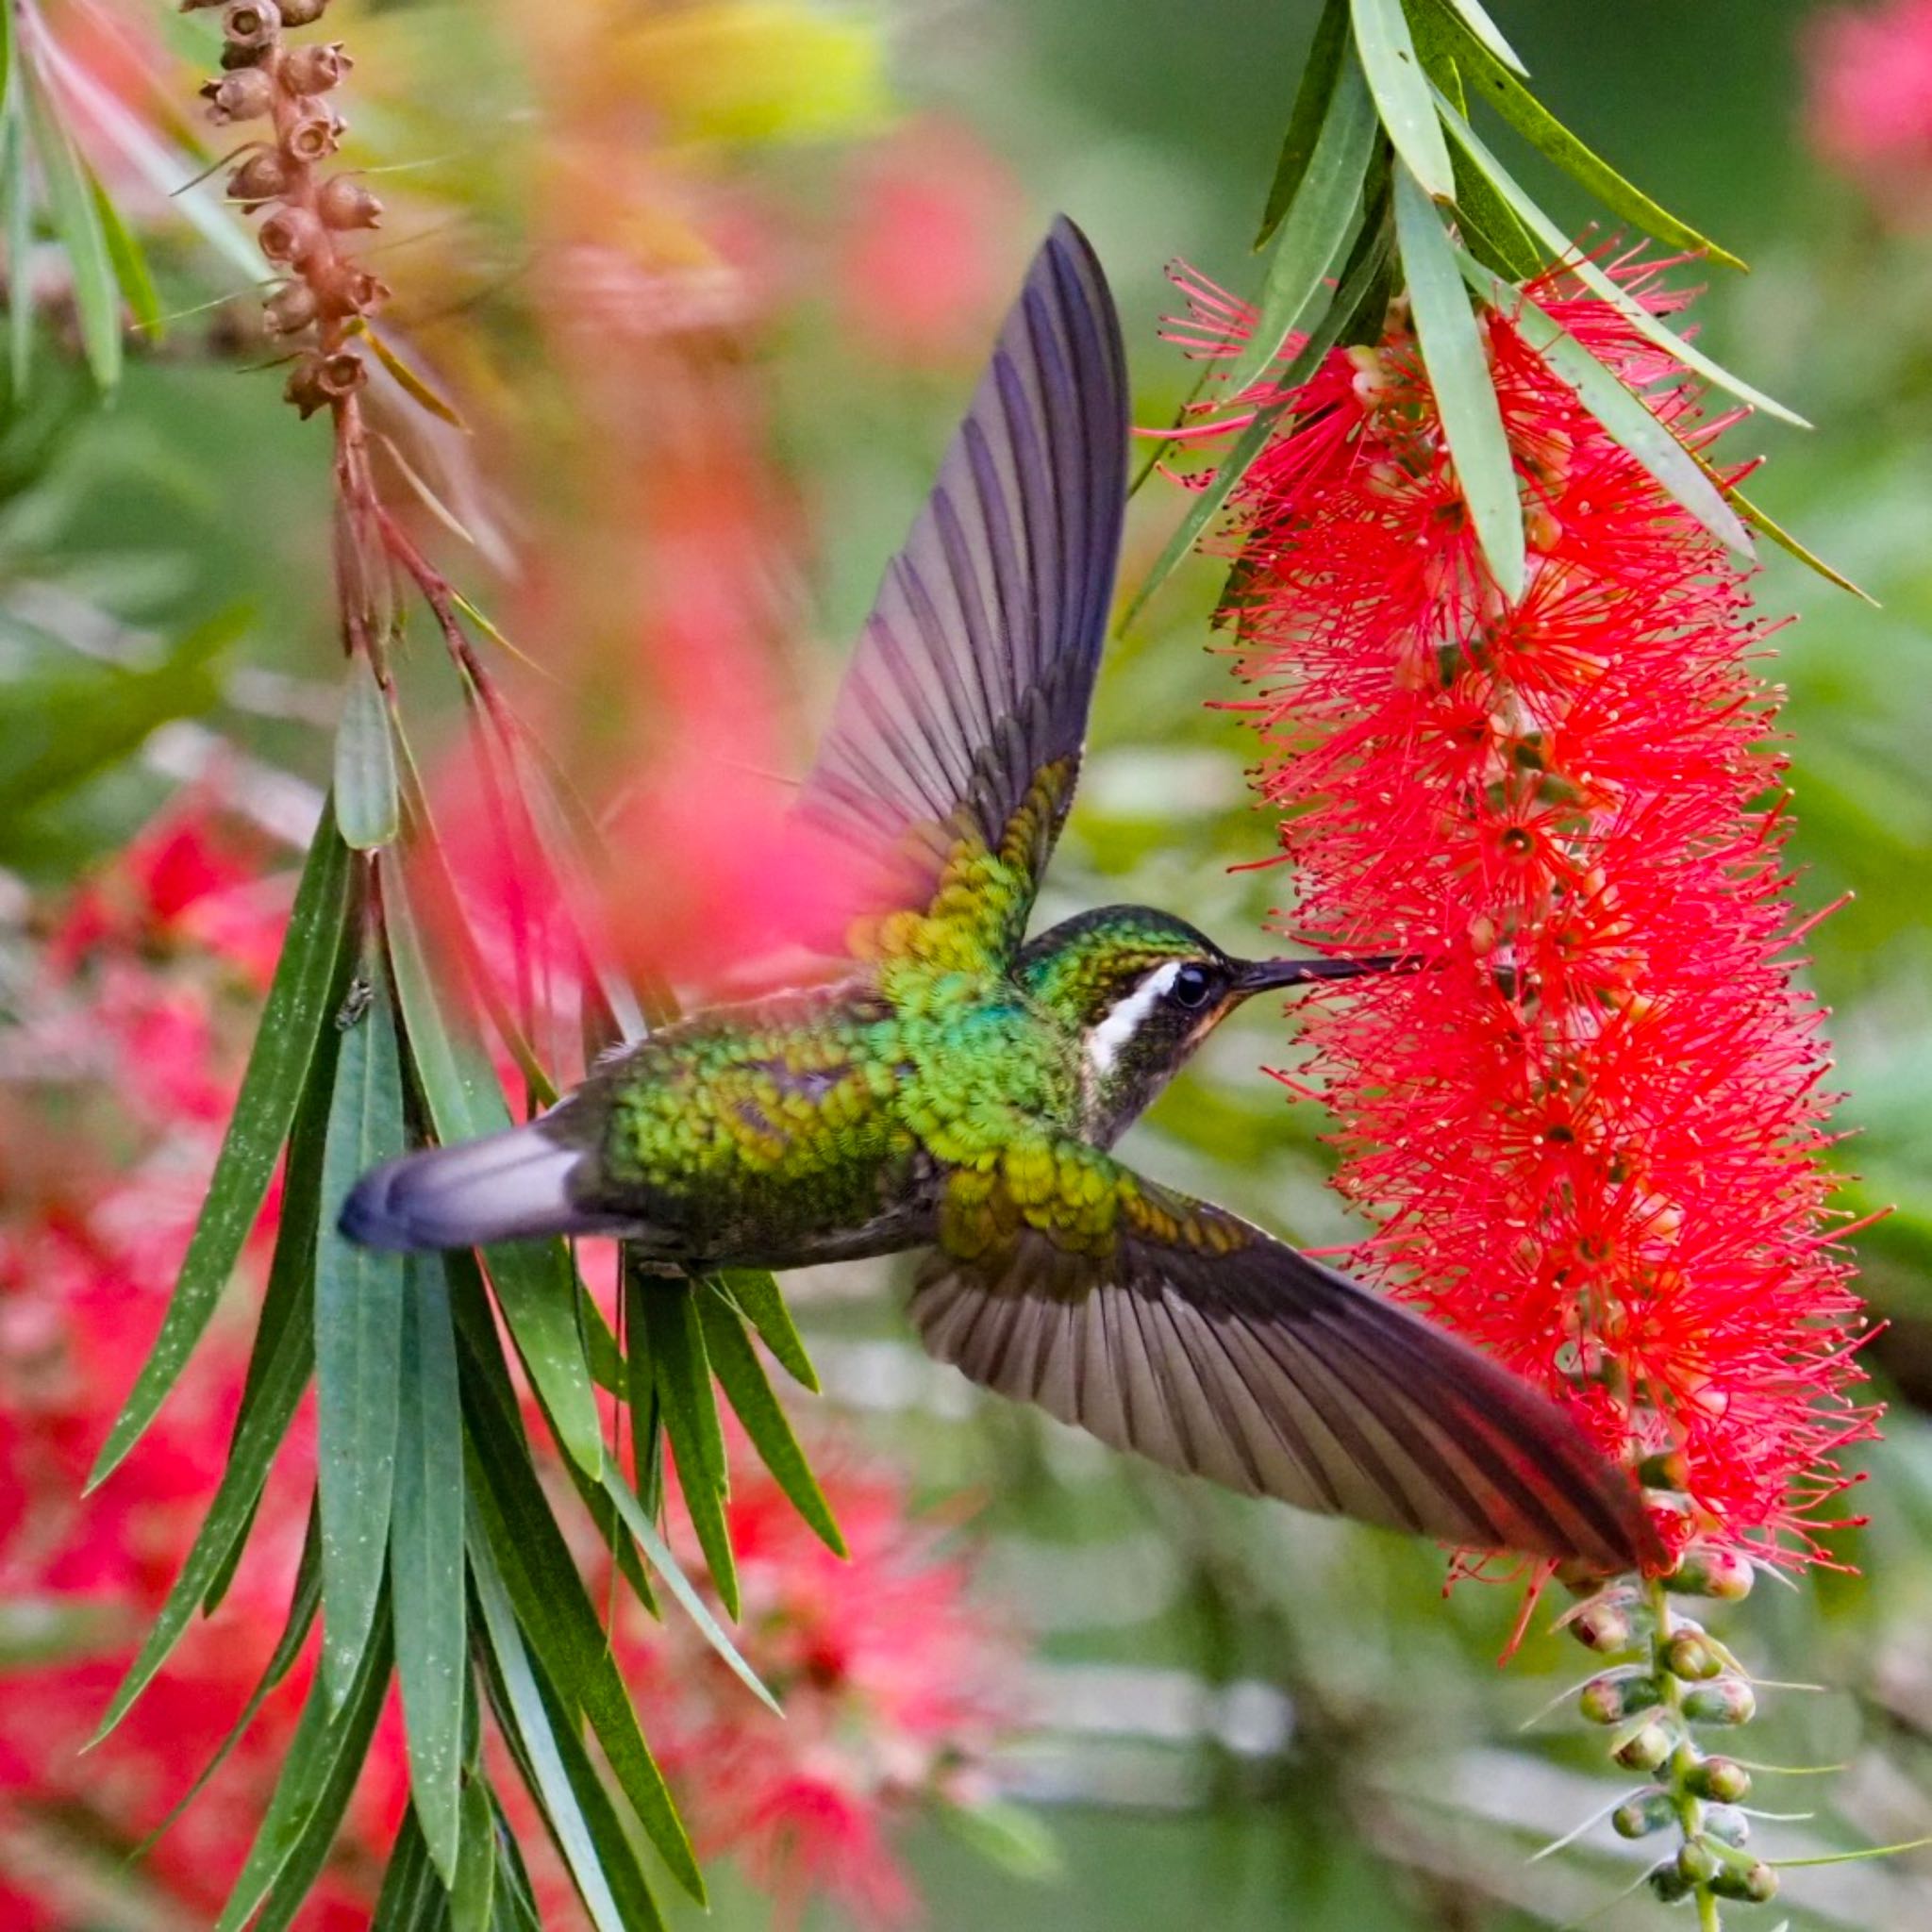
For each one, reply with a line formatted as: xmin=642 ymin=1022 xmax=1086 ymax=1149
xmin=1086 ymin=960 xmax=1183 ymax=1077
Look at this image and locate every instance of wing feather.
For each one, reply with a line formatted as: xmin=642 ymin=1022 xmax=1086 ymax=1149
xmin=795 ymin=218 xmax=1127 ymax=962
xmin=908 ymin=1164 xmax=1660 ymax=1571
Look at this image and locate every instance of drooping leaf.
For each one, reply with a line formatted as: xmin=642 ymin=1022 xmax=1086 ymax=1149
xmin=391 ymin=1256 xmax=469 ymax=1886
xmin=1460 ymin=255 xmax=1754 ymax=558
xmin=458 ymin=1338 xmax=704 ymax=1902
xmin=451 ymin=1774 xmax=498 ymax=1932
xmin=336 ymin=653 xmax=401 ymax=851
xmin=1350 ymin=0 xmax=1454 ymax=201
xmin=385 ymin=857 xmax=605 ymax=1473
xmin=638 ymin=1275 xmax=738 ymax=1617
xmin=211 ymin=1594 xmax=395 ymax=1932
xmin=1728 ymin=485 xmax=1876 ymax=605
xmin=315 ymin=952 xmax=408 ymax=1705
xmin=1420 ymin=0 xmax=1744 ymax=271
xmin=90 ymin=803 xmax=350 ymax=1489
xmin=1435 ymin=94 xmax=1806 ymax=425
xmin=1224 ymin=47 xmax=1378 ymax=395
xmin=469 ymin=1533 xmax=660 ymax=1932
xmin=695 ymin=1283 xmax=844 ymax=1555
xmin=136 ymin=1505 xmax=323 ymax=1857
xmin=1394 ymin=164 xmax=1525 ymax=599
xmin=352 ymin=317 xmax=468 ymax=429
xmin=718 ymin=1267 xmax=819 ymax=1391
xmin=1124 ymin=223 xmax=1393 ymax=626
xmin=20 ymin=63 xmax=120 ymax=387
xmin=89 ymin=172 xmax=163 ymax=341
xmin=90 ymin=1097 xmax=325 ymax=1744
xmin=371 ymin=1808 xmax=451 ymax=1932
xmin=599 ymin=1467 xmax=779 ymax=1714
xmin=1256 ymin=0 xmax=1350 ymax=249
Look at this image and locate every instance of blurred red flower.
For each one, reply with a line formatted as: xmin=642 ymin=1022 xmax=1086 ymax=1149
xmin=1806 ymin=0 xmax=1932 ymax=225
xmin=1167 ymin=259 xmax=1877 ymax=1574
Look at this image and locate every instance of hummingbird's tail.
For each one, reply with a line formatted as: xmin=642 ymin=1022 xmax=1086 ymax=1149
xmin=338 ymin=1124 xmax=620 ymax=1252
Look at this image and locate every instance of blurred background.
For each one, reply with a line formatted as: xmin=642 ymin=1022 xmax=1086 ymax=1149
xmin=3 ymin=1 xmax=1931 ymax=1926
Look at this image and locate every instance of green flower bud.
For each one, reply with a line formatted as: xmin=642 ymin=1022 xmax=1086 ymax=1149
xmin=1614 ymin=1721 xmax=1675 ymax=1772
xmin=1662 ymin=1630 xmax=1724 ymax=1681
xmin=1676 ymin=1837 xmax=1722 ymax=1887
xmin=1682 ymin=1677 xmax=1757 ymax=1725
xmin=1580 ymin=1669 xmax=1661 ymax=1724
xmin=1611 ymin=1789 xmax=1675 ymax=1840
xmin=1689 ymin=1756 xmax=1752 ymax=1803
xmin=1647 ymin=1860 xmax=1694 ymax=1904
xmin=1704 ymin=1805 xmax=1749 ymax=1848
xmin=1712 ymin=1858 xmax=1779 ymax=1904
xmin=1569 ymin=1599 xmax=1635 ymax=1654
xmin=1670 ymin=1546 xmax=1755 ymax=1599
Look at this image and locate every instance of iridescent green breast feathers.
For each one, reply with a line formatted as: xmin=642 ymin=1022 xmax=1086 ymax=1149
xmin=341 ymin=220 xmax=1660 ymax=1575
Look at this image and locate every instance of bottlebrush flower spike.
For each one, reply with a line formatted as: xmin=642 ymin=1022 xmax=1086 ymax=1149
xmin=1165 ymin=256 xmax=1879 ymax=1579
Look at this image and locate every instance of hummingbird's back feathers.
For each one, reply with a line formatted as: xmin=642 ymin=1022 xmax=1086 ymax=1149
xmin=910 ymin=1153 xmax=1661 ymax=1572
xmin=796 ymin=216 xmax=1128 ymax=968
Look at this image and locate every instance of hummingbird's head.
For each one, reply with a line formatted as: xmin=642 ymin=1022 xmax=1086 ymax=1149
xmin=1016 ymin=906 xmax=1357 ymax=1144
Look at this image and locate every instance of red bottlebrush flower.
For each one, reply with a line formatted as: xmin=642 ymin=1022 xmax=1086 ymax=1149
xmin=1166 ymin=259 xmax=1878 ymax=1574
xmin=1805 ymin=0 xmax=1932 ymax=225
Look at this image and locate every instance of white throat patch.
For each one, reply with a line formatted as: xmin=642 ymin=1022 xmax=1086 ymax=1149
xmin=1086 ymin=959 xmax=1182 ymax=1081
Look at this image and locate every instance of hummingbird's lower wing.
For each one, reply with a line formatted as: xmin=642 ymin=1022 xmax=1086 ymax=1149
xmin=909 ymin=1159 xmax=1660 ymax=1572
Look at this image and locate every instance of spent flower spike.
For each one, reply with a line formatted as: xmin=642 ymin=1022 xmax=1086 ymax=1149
xmin=1164 ymin=251 xmax=1878 ymax=1921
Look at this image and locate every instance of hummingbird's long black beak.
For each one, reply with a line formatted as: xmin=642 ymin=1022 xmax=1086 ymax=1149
xmin=1232 ymin=954 xmax=1420 ymax=998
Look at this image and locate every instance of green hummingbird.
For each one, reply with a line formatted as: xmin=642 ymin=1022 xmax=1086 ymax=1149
xmin=344 ymin=219 xmax=1657 ymax=1574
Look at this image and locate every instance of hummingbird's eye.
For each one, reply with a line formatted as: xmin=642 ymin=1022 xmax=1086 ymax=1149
xmin=1171 ymin=963 xmax=1215 ymax=1011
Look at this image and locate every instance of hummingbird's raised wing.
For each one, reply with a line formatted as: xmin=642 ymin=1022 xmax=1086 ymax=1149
xmin=794 ymin=216 xmax=1128 ymax=971
xmin=910 ymin=1153 xmax=1659 ymax=1571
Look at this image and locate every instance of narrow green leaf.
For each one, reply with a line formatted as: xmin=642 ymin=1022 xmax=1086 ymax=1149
xmin=90 ymin=808 xmax=350 ymax=1490
xmin=0 ymin=0 xmax=13 ymax=106
xmin=1257 ymin=0 xmax=1350 ymax=249
xmin=599 ymin=1467 xmax=780 ymax=1715
xmin=486 ymin=1791 xmax=546 ymax=1932
xmin=2 ymin=112 xmax=33 ymax=392
xmin=1224 ymin=49 xmax=1377 ymax=395
xmin=458 ymin=1346 xmax=704 ymax=1902
xmin=337 ymin=654 xmax=401 ymax=851
xmin=137 ymin=1505 xmax=323 ymax=1857
xmin=353 ymin=316 xmax=467 ymax=429
xmin=469 ymin=1535 xmax=650 ymax=1932
xmin=1434 ymin=0 xmax=1526 ymax=75
xmin=20 ymin=64 xmax=119 ymax=388
xmin=1435 ymin=94 xmax=1806 ymax=425
xmin=89 ymin=171 xmax=161 ymax=340
xmin=211 ymin=1595 xmax=393 ymax=1932
xmin=386 ymin=858 xmax=604 ymax=1474
xmin=1395 ymin=164 xmax=1524 ymax=598
xmin=622 ymin=1260 xmax=665 ymax=1519
xmin=316 ymin=959 xmax=408 ymax=1705
xmin=452 ymin=1776 xmax=497 ymax=1932
xmin=372 ymin=1807 xmax=451 ymax=1932
xmin=1460 ymin=254 xmax=1754 ymax=558
xmin=696 ymin=1285 xmax=844 ymax=1556
xmin=91 ymin=1146 xmax=321 ymax=1744
xmin=392 ymin=1256 xmax=468 ymax=1886
xmin=1350 ymin=0 xmax=1454 ymax=200
xmin=639 ymin=1277 xmax=738 ymax=1618
xmin=718 ymin=1268 xmax=818 ymax=1391
xmin=1729 ymin=486 xmax=1876 ymax=605
xmin=1421 ymin=0 xmax=1743 ymax=271
xmin=1124 ymin=224 xmax=1394 ymax=627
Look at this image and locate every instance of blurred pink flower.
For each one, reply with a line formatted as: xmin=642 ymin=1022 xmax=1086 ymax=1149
xmin=1806 ymin=0 xmax=1932 ymax=224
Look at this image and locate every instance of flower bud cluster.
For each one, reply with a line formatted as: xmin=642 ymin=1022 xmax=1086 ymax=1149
xmin=1563 ymin=1560 xmax=1778 ymax=1914
xmin=191 ymin=0 xmax=387 ymax=417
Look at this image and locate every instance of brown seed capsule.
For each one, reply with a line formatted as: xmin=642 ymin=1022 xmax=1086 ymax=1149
xmin=226 ymin=148 xmax=291 ymax=208
xmin=263 ymin=281 xmax=319 ymax=336
xmin=201 ymin=68 xmax=275 ymax=124
xmin=325 ymin=268 xmax=390 ymax=319
xmin=222 ymin=2 xmax=281 ymax=51
xmin=275 ymin=0 xmax=331 ymax=22
xmin=316 ymin=175 xmax=381 ymax=230
xmin=258 ymin=205 xmax=325 ymax=267
xmin=282 ymin=42 xmax=352 ymax=95
xmin=285 ymin=105 xmax=345 ymax=164
xmin=283 ymin=347 xmax=363 ymax=420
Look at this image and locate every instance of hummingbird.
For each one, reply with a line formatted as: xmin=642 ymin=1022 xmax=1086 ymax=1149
xmin=344 ymin=219 xmax=1657 ymax=1574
